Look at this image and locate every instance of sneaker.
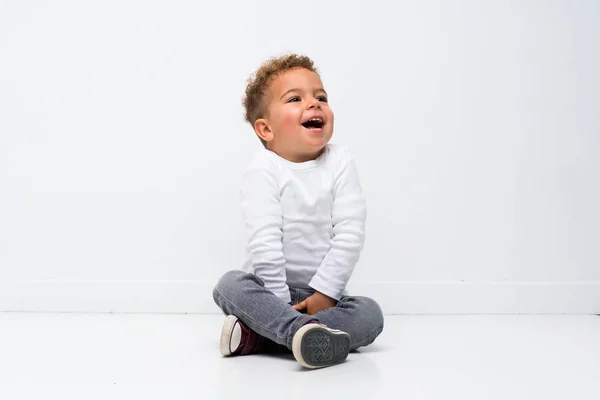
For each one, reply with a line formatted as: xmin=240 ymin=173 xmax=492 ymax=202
xmin=220 ymin=315 xmax=268 ymax=356
xmin=292 ymin=323 xmax=351 ymax=369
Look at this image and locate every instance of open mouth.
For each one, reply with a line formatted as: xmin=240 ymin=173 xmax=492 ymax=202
xmin=301 ymin=117 xmax=325 ymax=130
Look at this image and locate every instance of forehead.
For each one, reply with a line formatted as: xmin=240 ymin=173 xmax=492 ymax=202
xmin=268 ymin=68 xmax=324 ymax=95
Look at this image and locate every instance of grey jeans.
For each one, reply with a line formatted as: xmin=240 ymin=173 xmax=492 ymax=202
xmin=212 ymin=270 xmax=384 ymax=351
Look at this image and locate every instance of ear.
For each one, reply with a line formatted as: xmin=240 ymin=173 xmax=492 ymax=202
xmin=254 ymin=118 xmax=274 ymax=143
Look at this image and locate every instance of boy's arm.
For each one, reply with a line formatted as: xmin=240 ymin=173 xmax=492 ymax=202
xmin=240 ymin=167 xmax=291 ymax=304
xmin=308 ymin=149 xmax=366 ymax=300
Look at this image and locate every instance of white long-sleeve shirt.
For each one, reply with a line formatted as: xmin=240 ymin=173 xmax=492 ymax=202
xmin=240 ymin=144 xmax=366 ymax=303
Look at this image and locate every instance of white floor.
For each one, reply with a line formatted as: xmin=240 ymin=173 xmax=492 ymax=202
xmin=0 ymin=314 xmax=599 ymax=400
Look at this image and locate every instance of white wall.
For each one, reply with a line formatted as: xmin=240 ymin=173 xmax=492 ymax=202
xmin=1 ymin=0 xmax=598 ymax=314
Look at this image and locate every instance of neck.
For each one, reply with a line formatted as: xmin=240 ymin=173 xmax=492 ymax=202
xmin=267 ymin=145 xmax=324 ymax=163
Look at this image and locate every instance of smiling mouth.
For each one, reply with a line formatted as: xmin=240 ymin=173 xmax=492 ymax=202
xmin=301 ymin=118 xmax=324 ymax=129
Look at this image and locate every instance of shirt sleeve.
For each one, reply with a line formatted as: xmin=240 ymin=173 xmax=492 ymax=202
xmin=309 ymin=149 xmax=367 ymax=300
xmin=240 ymin=166 xmax=291 ymax=303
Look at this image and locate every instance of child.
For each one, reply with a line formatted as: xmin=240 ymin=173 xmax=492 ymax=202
xmin=212 ymin=54 xmax=384 ymax=369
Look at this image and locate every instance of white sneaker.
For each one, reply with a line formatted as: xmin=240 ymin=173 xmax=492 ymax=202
xmin=292 ymin=323 xmax=351 ymax=368
xmin=220 ymin=315 xmax=243 ymax=356
xmin=220 ymin=315 xmax=267 ymax=356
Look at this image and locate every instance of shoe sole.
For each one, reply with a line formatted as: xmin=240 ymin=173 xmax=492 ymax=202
xmin=220 ymin=315 xmax=239 ymax=356
xmin=292 ymin=324 xmax=351 ymax=369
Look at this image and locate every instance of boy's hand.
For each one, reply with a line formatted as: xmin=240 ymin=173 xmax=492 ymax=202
xmin=292 ymin=291 xmax=337 ymax=315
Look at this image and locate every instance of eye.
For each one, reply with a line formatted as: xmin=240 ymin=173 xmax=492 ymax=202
xmin=287 ymin=96 xmax=300 ymax=103
xmin=317 ymin=96 xmax=328 ymax=103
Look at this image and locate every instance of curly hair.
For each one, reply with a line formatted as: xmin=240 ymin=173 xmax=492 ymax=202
xmin=243 ymin=54 xmax=319 ymax=147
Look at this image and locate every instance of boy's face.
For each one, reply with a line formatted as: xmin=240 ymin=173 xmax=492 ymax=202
xmin=255 ymin=68 xmax=334 ymax=162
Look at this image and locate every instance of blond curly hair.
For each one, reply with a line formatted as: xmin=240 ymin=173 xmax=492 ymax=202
xmin=243 ymin=54 xmax=319 ymax=147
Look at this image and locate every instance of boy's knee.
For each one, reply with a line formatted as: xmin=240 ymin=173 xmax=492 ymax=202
xmin=213 ymin=270 xmax=262 ymax=301
xmin=214 ymin=270 xmax=244 ymax=295
xmin=213 ymin=270 xmax=244 ymax=308
xmin=356 ymin=296 xmax=384 ymax=328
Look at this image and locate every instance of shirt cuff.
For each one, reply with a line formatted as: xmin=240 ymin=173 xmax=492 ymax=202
xmin=308 ymin=274 xmax=343 ymax=301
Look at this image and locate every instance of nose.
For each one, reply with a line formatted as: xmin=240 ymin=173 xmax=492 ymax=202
xmin=308 ymin=97 xmax=321 ymax=109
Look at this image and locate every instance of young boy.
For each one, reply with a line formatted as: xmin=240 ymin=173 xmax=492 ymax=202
xmin=212 ymin=54 xmax=384 ymax=369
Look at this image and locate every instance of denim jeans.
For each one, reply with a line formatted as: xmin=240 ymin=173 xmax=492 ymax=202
xmin=212 ymin=270 xmax=384 ymax=351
